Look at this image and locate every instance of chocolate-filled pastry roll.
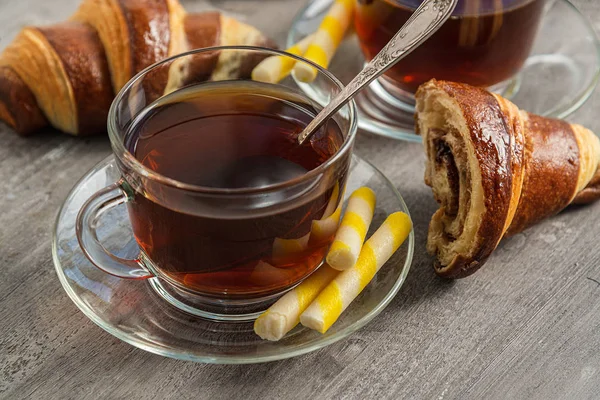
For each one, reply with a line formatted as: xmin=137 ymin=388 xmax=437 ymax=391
xmin=416 ymin=80 xmax=600 ymax=278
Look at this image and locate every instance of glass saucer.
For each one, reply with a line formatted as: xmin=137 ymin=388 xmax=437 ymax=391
xmin=288 ymin=0 xmax=600 ymax=142
xmin=52 ymin=155 xmax=414 ymax=364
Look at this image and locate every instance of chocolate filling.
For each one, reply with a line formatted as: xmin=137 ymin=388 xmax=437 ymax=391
xmin=435 ymin=138 xmax=460 ymax=216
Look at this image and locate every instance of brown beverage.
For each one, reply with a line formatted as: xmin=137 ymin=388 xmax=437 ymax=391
xmin=355 ymin=0 xmax=545 ymax=93
xmin=124 ymin=81 xmax=345 ymax=298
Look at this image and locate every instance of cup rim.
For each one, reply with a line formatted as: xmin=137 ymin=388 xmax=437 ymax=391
xmin=108 ymin=45 xmax=358 ymax=195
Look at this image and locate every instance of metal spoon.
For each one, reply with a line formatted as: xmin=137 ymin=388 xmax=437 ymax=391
xmin=297 ymin=0 xmax=458 ymax=145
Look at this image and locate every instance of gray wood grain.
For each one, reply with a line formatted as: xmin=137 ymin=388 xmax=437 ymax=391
xmin=1 ymin=0 xmax=600 ymax=399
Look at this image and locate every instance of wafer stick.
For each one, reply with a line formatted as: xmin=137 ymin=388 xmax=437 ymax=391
xmin=272 ymin=234 xmax=311 ymax=265
xmin=321 ymin=182 xmax=341 ymax=219
xmin=310 ymin=183 xmax=343 ymax=243
xmin=310 ymin=204 xmax=342 ymax=243
xmin=488 ymin=0 xmax=504 ymax=43
xmin=250 ymin=261 xmax=295 ymax=286
xmin=293 ymin=0 xmax=354 ymax=82
xmin=327 ymin=187 xmax=376 ymax=270
xmin=251 ymin=34 xmax=315 ymax=83
xmin=254 ymin=264 xmax=339 ymax=340
xmin=300 ymin=212 xmax=412 ymax=333
xmin=271 ymin=183 xmax=341 ymax=264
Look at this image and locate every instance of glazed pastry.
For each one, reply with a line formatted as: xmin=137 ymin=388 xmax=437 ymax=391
xmin=0 ymin=0 xmax=274 ymax=136
xmin=166 ymin=12 xmax=276 ymax=92
xmin=0 ymin=22 xmax=113 ymax=135
xmin=416 ymin=80 xmax=600 ymax=278
xmin=0 ymin=66 xmax=48 ymax=136
xmin=72 ymin=0 xmax=187 ymax=95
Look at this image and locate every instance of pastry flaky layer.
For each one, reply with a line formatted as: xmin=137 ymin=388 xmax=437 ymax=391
xmin=416 ymin=80 xmax=600 ymax=278
xmin=0 ymin=0 xmax=274 ymax=136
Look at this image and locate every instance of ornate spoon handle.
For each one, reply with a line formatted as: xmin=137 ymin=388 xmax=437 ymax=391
xmin=297 ymin=0 xmax=458 ymax=145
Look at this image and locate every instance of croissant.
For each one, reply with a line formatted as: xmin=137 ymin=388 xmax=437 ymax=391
xmin=416 ymin=80 xmax=600 ymax=278
xmin=0 ymin=0 xmax=274 ymax=136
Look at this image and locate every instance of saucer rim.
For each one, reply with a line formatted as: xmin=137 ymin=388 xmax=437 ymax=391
xmin=52 ymin=154 xmax=415 ymax=364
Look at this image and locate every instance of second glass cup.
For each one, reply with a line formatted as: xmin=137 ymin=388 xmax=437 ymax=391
xmin=355 ymin=0 xmax=546 ymax=97
xmin=76 ymin=46 xmax=357 ymax=320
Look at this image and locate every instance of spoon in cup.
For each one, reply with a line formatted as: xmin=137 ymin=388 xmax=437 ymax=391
xmin=297 ymin=0 xmax=458 ymax=145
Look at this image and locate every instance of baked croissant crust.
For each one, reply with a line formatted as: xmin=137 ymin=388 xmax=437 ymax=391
xmin=0 ymin=0 xmax=274 ymax=136
xmin=0 ymin=66 xmax=48 ymax=135
xmin=0 ymin=22 xmax=113 ymax=135
xmin=416 ymin=80 xmax=600 ymax=278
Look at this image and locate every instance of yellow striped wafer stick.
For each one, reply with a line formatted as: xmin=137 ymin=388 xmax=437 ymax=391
xmin=255 ymin=184 xmax=343 ymax=339
xmin=310 ymin=183 xmax=343 ymax=243
xmin=272 ymin=234 xmax=310 ymax=265
xmin=271 ymin=183 xmax=341 ymax=264
xmin=322 ymin=182 xmax=341 ymax=218
xmin=310 ymin=204 xmax=342 ymax=243
xmin=327 ymin=187 xmax=376 ymax=271
xmin=254 ymin=264 xmax=339 ymax=340
xmin=250 ymin=261 xmax=295 ymax=286
xmin=300 ymin=212 xmax=412 ymax=333
xmin=293 ymin=0 xmax=354 ymax=82
xmin=251 ymin=34 xmax=316 ymax=83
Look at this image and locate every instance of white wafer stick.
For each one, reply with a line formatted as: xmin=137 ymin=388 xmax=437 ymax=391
xmin=254 ymin=264 xmax=339 ymax=340
xmin=300 ymin=212 xmax=412 ymax=333
xmin=250 ymin=261 xmax=295 ymax=286
xmin=251 ymin=34 xmax=315 ymax=83
xmin=271 ymin=183 xmax=341 ymax=265
xmin=309 ymin=183 xmax=343 ymax=243
xmin=327 ymin=187 xmax=376 ymax=270
xmin=293 ymin=0 xmax=354 ymax=82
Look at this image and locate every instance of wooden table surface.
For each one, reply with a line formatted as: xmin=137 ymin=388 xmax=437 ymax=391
xmin=2 ymin=0 xmax=600 ymax=398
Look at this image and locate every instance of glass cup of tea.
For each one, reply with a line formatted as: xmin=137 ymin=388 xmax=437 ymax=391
xmin=75 ymin=46 xmax=357 ymax=320
xmin=355 ymin=0 xmax=546 ymax=99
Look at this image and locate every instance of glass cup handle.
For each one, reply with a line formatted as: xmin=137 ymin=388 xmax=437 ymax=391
xmin=76 ymin=182 xmax=153 ymax=279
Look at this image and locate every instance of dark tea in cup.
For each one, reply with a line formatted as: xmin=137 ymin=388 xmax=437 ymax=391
xmin=124 ymin=81 xmax=346 ymax=298
xmin=355 ymin=0 xmax=546 ymax=93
